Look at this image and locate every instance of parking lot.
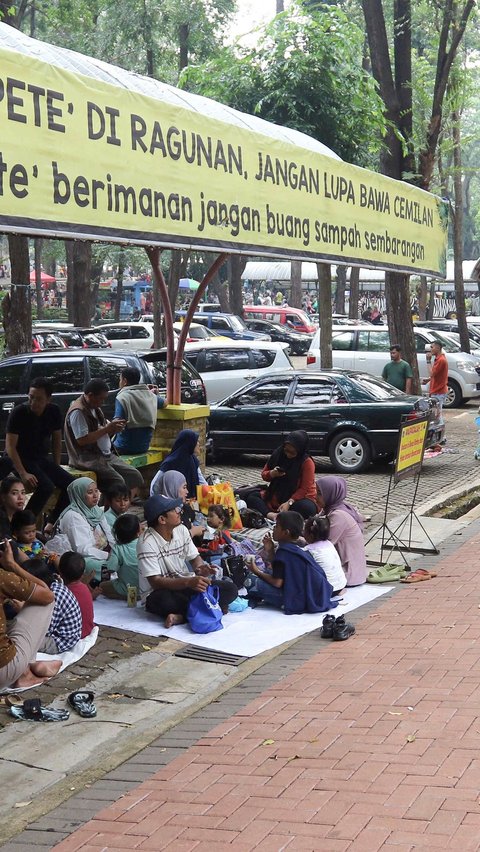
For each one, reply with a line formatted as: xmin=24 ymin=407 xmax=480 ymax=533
xmin=207 ymin=399 xmax=480 ymax=525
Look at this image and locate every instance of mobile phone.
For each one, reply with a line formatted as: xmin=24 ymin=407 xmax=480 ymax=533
xmin=275 ymin=466 xmax=285 ymax=472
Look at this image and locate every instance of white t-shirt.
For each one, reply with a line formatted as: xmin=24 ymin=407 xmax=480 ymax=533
xmin=69 ymin=407 xmax=111 ymax=456
xmin=303 ymin=540 xmax=346 ymax=592
xmin=137 ymin=523 xmax=199 ymax=600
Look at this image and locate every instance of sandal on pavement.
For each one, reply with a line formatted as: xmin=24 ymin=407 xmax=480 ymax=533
xmin=401 ymin=568 xmax=437 ymax=584
xmin=10 ymin=699 xmax=70 ymax=722
xmin=367 ymin=565 xmax=407 ymax=583
xmin=67 ymin=691 xmax=97 ymax=718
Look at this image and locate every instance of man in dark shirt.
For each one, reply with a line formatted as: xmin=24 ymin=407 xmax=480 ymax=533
xmin=3 ymin=377 xmax=74 ymax=520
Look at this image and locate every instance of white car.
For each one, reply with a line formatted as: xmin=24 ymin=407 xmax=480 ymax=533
xmin=97 ymin=322 xmax=154 ymax=350
xmin=306 ymin=324 xmax=480 ymax=408
xmin=181 ymin=339 xmax=294 ymax=402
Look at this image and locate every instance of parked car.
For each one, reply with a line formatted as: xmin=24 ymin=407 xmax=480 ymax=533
xmin=415 ymin=320 xmax=480 ymax=349
xmin=179 ymin=339 xmax=293 ymax=402
xmin=0 ymin=349 xmax=206 ymax=450
xmin=97 ymin=322 xmax=154 ymax=350
xmin=208 ymin=370 xmax=443 ymax=473
xmin=175 ymin=311 xmax=271 ymax=341
xmin=35 ymin=327 xmax=111 ymax=349
xmin=244 ymin=319 xmax=313 ymax=354
xmin=172 ymin=321 xmax=224 ymax=341
xmin=306 ymin=324 xmax=480 ymax=408
xmin=243 ymin=305 xmax=315 ymax=334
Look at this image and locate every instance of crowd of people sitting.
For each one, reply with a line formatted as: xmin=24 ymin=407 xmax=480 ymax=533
xmin=0 ymin=370 xmax=368 ymax=692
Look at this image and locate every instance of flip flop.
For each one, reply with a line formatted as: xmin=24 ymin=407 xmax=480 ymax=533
xmin=67 ymin=691 xmax=97 ymax=718
xmin=10 ymin=700 xmax=69 ymax=722
xmin=401 ymin=568 xmax=437 ymax=584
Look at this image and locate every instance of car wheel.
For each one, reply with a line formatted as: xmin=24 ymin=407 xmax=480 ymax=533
xmin=443 ymin=379 xmax=462 ymax=409
xmin=328 ymin=430 xmax=372 ymax=473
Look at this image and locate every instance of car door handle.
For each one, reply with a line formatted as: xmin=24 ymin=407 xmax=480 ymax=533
xmin=2 ymin=403 xmax=14 ymax=411
xmin=328 ymin=412 xmax=342 ymax=419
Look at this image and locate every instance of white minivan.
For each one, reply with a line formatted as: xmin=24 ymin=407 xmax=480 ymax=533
xmin=306 ymin=325 xmax=480 ymax=408
xmin=182 ymin=339 xmax=293 ymax=402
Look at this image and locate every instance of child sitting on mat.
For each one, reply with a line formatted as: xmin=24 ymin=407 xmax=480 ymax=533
xmin=58 ymin=551 xmax=94 ymax=639
xmin=303 ymin=514 xmax=346 ymax=596
xmin=245 ymin=511 xmax=335 ymax=615
xmin=96 ymin=514 xmax=141 ymax=600
xmin=103 ymin=484 xmax=131 ymax=529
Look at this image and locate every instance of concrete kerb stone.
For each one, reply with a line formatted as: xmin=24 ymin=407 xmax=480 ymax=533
xmin=3 ymin=487 xmax=480 ymax=848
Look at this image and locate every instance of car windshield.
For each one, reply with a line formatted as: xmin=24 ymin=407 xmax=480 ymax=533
xmin=424 ymin=329 xmax=460 ymax=352
xmin=229 ymin=315 xmax=247 ymax=331
xmin=349 ymin=373 xmax=405 ymax=399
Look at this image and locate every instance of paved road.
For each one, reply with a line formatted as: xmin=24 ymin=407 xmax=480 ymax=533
xmin=206 ymin=399 xmax=479 ymax=525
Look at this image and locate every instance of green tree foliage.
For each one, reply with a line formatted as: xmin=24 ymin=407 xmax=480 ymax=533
xmin=181 ymin=2 xmax=385 ymax=165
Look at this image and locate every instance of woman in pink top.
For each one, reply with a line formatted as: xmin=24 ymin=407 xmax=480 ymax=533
xmin=316 ymin=476 xmax=367 ymax=586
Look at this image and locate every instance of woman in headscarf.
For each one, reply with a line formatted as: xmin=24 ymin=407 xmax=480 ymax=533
xmin=150 ymin=469 xmax=205 ymax=538
xmin=51 ymin=477 xmax=114 ymax=580
xmin=152 ymin=430 xmax=207 ymax=499
xmin=316 ymin=475 xmax=367 ymax=586
xmin=246 ymin=430 xmax=316 ymax=519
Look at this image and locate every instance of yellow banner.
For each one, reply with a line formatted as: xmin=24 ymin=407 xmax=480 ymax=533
xmin=0 ymin=46 xmax=448 ymax=275
xmin=395 ymin=417 xmax=429 ymax=482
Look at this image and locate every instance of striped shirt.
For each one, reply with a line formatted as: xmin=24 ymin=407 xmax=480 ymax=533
xmin=137 ymin=525 xmax=199 ymax=601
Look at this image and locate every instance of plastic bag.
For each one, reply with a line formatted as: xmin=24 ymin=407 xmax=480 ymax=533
xmin=187 ymin=584 xmax=223 ymax=634
xmin=197 ymin=482 xmax=243 ymax=530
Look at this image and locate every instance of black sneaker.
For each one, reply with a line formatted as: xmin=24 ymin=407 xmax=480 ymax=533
xmin=320 ymin=614 xmax=336 ymax=638
xmin=333 ymin=615 xmax=355 ymax=641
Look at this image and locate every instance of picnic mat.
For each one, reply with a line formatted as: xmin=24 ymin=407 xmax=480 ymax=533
xmin=0 ymin=626 xmax=99 ymax=694
xmin=93 ymin=587 xmax=392 ymax=658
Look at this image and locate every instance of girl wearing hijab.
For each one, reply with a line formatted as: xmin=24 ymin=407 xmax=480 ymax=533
xmin=52 ymin=478 xmax=114 ymax=580
xmin=152 ymin=429 xmax=207 ymax=499
xmin=316 ymin=475 xmax=367 ymax=586
xmin=150 ymin=469 xmax=205 ymax=538
xmin=246 ymin=430 xmax=316 ymax=519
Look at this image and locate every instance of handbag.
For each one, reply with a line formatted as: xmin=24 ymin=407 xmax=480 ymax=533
xmin=197 ymin=482 xmax=243 ymax=530
xmin=222 ymin=555 xmax=249 ymax=590
xmin=239 ymin=507 xmax=265 ymax=529
xmin=187 ymin=584 xmax=223 ymax=634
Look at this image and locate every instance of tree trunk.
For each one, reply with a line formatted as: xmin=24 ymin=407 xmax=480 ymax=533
xmin=2 ymin=235 xmax=31 ymax=355
xmin=276 ymin=0 xmax=284 ymax=11
xmin=417 ymin=275 xmax=427 ymax=320
xmin=209 ymin=272 xmax=230 ymax=311
xmin=65 ymin=241 xmax=75 ymax=322
xmin=427 ymin=280 xmax=436 ymax=320
xmin=228 ymin=255 xmax=247 ymax=316
xmin=452 ymin=108 xmax=470 ymax=353
xmin=34 ymin=237 xmax=44 ymax=320
xmin=179 ymin=23 xmax=189 ymax=72
xmin=348 ymin=267 xmax=360 ymax=319
xmin=335 ymin=266 xmax=346 ymax=314
xmin=385 ymin=270 xmax=420 ymax=393
xmin=317 ymin=263 xmax=332 ymax=369
xmin=114 ymin=248 xmax=125 ymax=322
xmin=290 ymin=260 xmax=302 ymax=308
xmin=167 ymin=249 xmax=182 ymax=315
xmin=72 ymin=241 xmax=93 ymax=326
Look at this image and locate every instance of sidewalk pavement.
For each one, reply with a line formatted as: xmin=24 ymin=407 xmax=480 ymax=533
xmin=10 ymin=516 xmax=480 ymax=851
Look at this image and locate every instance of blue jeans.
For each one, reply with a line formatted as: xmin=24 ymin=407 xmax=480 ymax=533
xmin=249 ymin=576 xmax=284 ymax=608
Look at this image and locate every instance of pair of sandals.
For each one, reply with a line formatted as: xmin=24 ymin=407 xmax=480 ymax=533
xmin=8 ymin=691 xmax=96 ymax=722
xmin=367 ymin=565 xmax=438 ymax=584
xmin=367 ymin=564 xmax=408 ymax=583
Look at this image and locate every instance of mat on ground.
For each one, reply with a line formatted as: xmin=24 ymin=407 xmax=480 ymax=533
xmin=93 ymin=588 xmax=391 ymax=658
xmin=0 ymin=627 xmax=99 ymax=694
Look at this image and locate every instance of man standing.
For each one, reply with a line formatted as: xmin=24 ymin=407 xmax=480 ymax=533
xmin=113 ymin=366 xmax=164 ymax=455
xmin=64 ymin=378 xmax=144 ymax=496
xmin=3 ymin=377 xmax=74 ymax=519
xmin=422 ymin=340 xmax=448 ymax=424
xmin=382 ymin=345 xmax=413 ymax=393
xmin=138 ymin=494 xmax=237 ymax=628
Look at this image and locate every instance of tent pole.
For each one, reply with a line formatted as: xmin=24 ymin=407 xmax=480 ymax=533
xmin=173 ymin=253 xmax=229 ymax=405
xmin=146 ymin=247 xmax=175 ymax=405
